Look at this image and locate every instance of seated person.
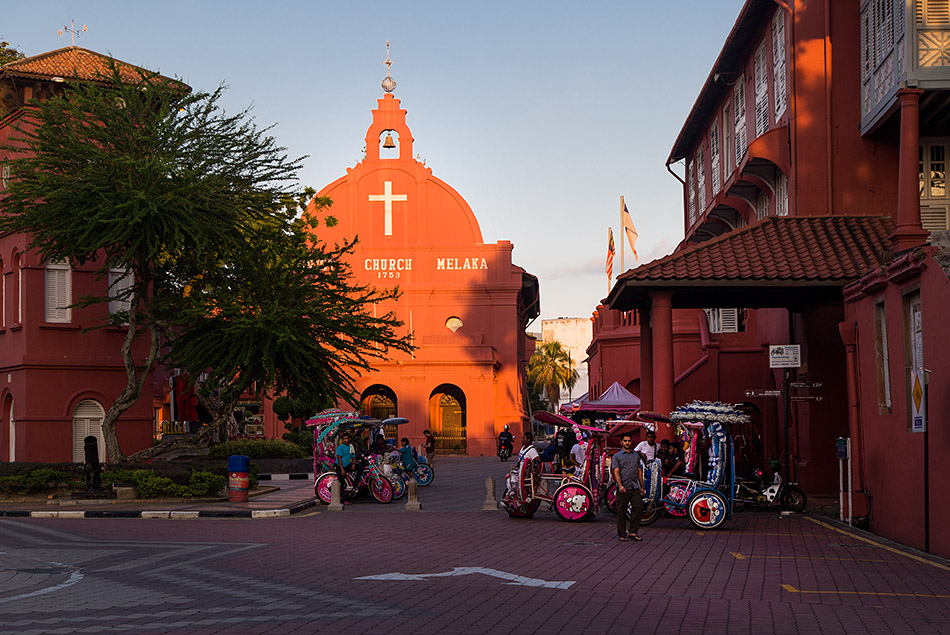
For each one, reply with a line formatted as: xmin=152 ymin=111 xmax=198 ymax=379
xmin=336 ymin=432 xmax=357 ymax=485
xmin=370 ymin=433 xmax=389 ymax=455
xmin=538 ymin=439 xmax=558 ymax=463
xmin=665 ymin=441 xmax=685 ymax=478
xmin=656 ymin=439 xmax=672 ymax=472
xmin=396 ymin=437 xmax=418 ymax=471
xmin=568 ymin=433 xmax=588 ymax=476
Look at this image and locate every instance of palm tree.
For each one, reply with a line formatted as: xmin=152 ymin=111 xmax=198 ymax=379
xmin=527 ymin=341 xmax=578 ymax=412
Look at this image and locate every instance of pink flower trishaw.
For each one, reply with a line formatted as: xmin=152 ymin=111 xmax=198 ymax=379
xmin=500 ymin=412 xmax=612 ymax=522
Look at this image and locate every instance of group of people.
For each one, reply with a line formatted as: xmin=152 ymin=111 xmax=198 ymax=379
xmin=334 ymin=428 xmax=437 ymax=489
xmin=633 ymin=430 xmax=686 ymax=478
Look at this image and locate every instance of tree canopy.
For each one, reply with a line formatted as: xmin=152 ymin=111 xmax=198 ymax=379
xmin=0 ymin=39 xmax=25 ymax=66
xmin=0 ymin=60 xmax=413 ymax=461
xmin=527 ymin=341 xmax=578 ymax=412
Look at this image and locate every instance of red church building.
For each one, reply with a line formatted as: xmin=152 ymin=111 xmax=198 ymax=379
xmin=307 ymin=76 xmax=539 ymax=456
xmin=591 ymin=0 xmax=950 ymax=556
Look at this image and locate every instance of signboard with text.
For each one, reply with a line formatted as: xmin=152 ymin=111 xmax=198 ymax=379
xmin=769 ymin=344 xmax=801 ymax=368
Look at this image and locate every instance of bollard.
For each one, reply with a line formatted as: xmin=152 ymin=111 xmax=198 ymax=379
xmin=327 ymin=478 xmax=344 ymax=511
xmin=482 ymin=476 xmax=498 ymax=511
xmin=227 ymin=454 xmax=250 ymax=502
xmin=404 ymin=477 xmax=422 ymax=511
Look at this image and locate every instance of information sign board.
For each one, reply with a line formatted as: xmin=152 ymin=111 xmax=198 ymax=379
xmin=769 ymin=344 xmax=801 ymax=368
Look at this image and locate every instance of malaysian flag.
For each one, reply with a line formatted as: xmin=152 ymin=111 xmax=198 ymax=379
xmin=606 ymin=227 xmax=615 ymax=278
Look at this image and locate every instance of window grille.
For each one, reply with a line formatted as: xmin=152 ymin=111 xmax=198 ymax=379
xmin=754 ymin=41 xmax=770 ymax=137
xmin=734 ymin=75 xmax=747 ymax=166
xmin=772 ymin=11 xmax=787 ymax=119
xmin=776 ymin=172 xmax=789 ymax=216
xmin=45 ymin=260 xmax=71 ymax=323
xmin=710 ymin=124 xmax=721 ymax=194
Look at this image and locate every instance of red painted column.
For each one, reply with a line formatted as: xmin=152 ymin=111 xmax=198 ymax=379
xmin=638 ymin=307 xmax=653 ymax=413
xmin=651 ymin=290 xmax=675 ymax=442
xmin=891 ymin=88 xmax=929 ymax=252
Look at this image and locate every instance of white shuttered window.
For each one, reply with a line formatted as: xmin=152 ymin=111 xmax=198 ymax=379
xmin=73 ymin=400 xmax=105 ymax=463
xmin=45 ymin=260 xmax=71 ymax=323
xmin=705 ymin=308 xmax=740 ymax=333
xmin=696 ymin=146 xmax=706 ymax=212
xmin=772 ymin=11 xmax=787 ymax=119
xmin=710 ymin=123 xmax=721 ymax=194
xmin=108 ymin=268 xmax=133 ymax=317
xmin=754 ymin=40 xmax=770 ymax=137
xmin=734 ymin=75 xmax=747 ymax=166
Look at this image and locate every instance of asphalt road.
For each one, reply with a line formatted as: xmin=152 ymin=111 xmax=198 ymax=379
xmin=1 ymin=457 xmax=948 ymax=634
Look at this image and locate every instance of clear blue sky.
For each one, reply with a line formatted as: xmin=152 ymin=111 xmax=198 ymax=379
xmin=3 ymin=1 xmax=745 ymax=323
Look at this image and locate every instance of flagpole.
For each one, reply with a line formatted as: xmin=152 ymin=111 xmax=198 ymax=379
xmin=620 ymin=195 xmax=625 ymax=274
xmin=607 ymin=226 xmax=612 ymax=295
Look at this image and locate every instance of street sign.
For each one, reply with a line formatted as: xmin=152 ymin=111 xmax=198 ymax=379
xmin=836 ymin=437 xmax=849 ymax=460
xmin=911 ymin=369 xmax=927 ymax=433
xmin=769 ymin=344 xmax=801 ymax=368
xmin=789 ymin=381 xmax=823 ymax=389
xmin=790 ymin=395 xmax=823 ymax=402
xmin=745 ymin=389 xmax=783 ymax=398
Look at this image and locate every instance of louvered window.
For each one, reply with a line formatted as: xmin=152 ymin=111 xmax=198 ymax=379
xmin=687 ymin=158 xmax=697 ymax=226
xmin=722 ymin=104 xmax=732 ymax=177
xmin=874 ymin=0 xmax=895 ymax=64
xmin=919 ymin=139 xmax=950 ymax=231
xmin=710 ymin=123 xmax=721 ymax=194
xmin=772 ymin=11 xmax=787 ymax=120
xmin=917 ymin=0 xmax=950 ymax=26
xmin=874 ymin=300 xmax=892 ymax=410
xmin=45 ymin=260 xmax=71 ymax=323
xmin=754 ymin=41 xmax=770 ymax=137
xmin=14 ymin=254 xmax=21 ymax=324
xmin=734 ymin=75 xmax=747 ymax=165
xmin=72 ymin=399 xmax=105 ymax=462
xmin=705 ymin=308 xmax=740 ymax=333
xmin=696 ymin=146 xmax=706 ymax=212
xmin=108 ymin=268 xmax=133 ymax=318
xmin=776 ymin=172 xmax=789 ymax=216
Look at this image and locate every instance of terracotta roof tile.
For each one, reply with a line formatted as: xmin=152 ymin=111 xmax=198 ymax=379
xmin=0 ymin=46 xmax=180 ymax=87
xmin=618 ymin=215 xmax=894 ymax=284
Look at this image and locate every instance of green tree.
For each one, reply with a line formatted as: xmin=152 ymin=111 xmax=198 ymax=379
xmin=0 ymin=39 xmax=25 ymax=66
xmin=527 ymin=341 xmax=578 ymax=412
xmin=0 ymin=61 xmax=412 ymax=461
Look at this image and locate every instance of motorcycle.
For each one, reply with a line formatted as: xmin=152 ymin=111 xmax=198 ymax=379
xmin=733 ymin=461 xmax=806 ymax=513
xmin=498 ymin=433 xmax=514 ymax=461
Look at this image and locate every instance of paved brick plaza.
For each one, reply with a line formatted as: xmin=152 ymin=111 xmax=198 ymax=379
xmin=0 ymin=457 xmax=948 ymax=634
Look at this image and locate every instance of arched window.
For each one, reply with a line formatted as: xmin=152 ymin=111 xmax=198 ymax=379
xmin=0 ymin=256 xmax=5 ymax=329
xmin=73 ymin=399 xmax=105 ymax=462
xmin=45 ymin=260 xmax=72 ymax=323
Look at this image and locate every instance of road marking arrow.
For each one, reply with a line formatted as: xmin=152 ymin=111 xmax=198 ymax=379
xmin=354 ymin=566 xmax=575 ymax=589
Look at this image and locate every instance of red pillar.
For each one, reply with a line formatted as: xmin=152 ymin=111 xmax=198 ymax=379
xmin=891 ymin=88 xmax=929 ymax=252
xmin=651 ymin=290 xmax=675 ymax=442
xmin=638 ymin=307 xmax=653 ymax=413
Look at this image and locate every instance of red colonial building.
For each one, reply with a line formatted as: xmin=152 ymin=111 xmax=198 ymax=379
xmin=306 ymin=80 xmax=540 ymax=456
xmin=0 ymin=48 xmax=163 ymax=462
xmin=591 ymin=0 xmax=950 ymax=556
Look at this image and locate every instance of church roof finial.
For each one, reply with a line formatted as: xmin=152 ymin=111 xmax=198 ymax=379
xmin=381 ymin=40 xmax=396 ymax=93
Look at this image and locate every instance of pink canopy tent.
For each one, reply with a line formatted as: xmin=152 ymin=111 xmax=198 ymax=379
xmin=573 ymin=381 xmax=641 ymax=415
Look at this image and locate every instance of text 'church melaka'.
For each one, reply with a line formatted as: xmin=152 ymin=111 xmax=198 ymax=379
xmin=311 ymin=66 xmax=539 ymax=456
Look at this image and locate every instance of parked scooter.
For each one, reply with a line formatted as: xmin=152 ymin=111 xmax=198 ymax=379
xmin=733 ymin=459 xmax=806 ymax=512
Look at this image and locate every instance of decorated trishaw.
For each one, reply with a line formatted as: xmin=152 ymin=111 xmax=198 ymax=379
xmin=501 ymin=412 xmax=611 ymax=522
xmin=306 ymin=410 xmax=397 ymax=504
xmin=612 ymin=402 xmax=744 ymax=530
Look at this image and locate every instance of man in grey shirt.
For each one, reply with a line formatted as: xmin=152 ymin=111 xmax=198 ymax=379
xmin=612 ymin=432 xmax=645 ymax=541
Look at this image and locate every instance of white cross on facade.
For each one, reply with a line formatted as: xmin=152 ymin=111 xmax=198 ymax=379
xmin=368 ymin=181 xmax=407 ymax=236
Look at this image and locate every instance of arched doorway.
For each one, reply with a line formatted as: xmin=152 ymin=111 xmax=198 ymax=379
xmin=428 ymin=384 xmax=466 ymax=454
xmin=360 ymin=385 xmax=397 ymax=439
xmin=72 ymin=399 xmax=105 ymax=463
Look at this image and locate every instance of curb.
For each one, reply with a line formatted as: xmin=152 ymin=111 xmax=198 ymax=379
xmin=257 ymin=473 xmax=314 ymax=481
xmin=0 ymin=497 xmax=320 ymax=520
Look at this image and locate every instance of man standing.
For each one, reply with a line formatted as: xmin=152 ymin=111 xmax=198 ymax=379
xmin=423 ymin=429 xmax=436 ymax=466
xmin=634 ymin=430 xmax=658 ymax=462
xmin=612 ymin=432 xmax=645 ymax=542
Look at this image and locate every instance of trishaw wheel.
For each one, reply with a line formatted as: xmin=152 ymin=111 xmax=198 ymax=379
xmin=685 ymin=489 xmax=729 ymax=530
xmin=638 ymin=502 xmax=662 ymax=526
xmin=781 ymin=486 xmax=807 ymax=513
xmin=370 ymin=476 xmax=394 ymax=503
xmin=603 ymin=482 xmax=618 ymax=515
xmin=554 ymin=483 xmax=593 ymax=522
xmin=413 ymin=464 xmax=434 ymax=487
xmin=507 ymin=498 xmax=541 ymax=518
xmin=389 ymin=473 xmax=407 ymax=499
xmin=315 ymin=473 xmax=337 ymax=505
